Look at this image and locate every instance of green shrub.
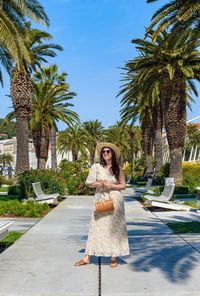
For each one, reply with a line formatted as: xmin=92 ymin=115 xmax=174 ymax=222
xmin=8 ymin=185 xmax=22 ymax=196
xmin=174 ymin=186 xmax=189 ymax=194
xmin=134 ymin=155 xmax=145 ymax=174
xmin=0 ymin=199 xmax=49 ymax=217
xmin=19 ymin=169 xmax=65 ymax=198
xmin=182 ymin=162 xmax=200 ymax=193
xmin=59 ymin=160 xmax=87 ymax=180
xmin=3 ymin=178 xmax=13 ymax=186
xmin=153 ymin=163 xmax=170 ymax=185
xmin=129 ymin=174 xmax=147 ymax=185
xmin=0 ymin=176 xmax=13 ymax=187
xmin=58 ymin=160 xmax=95 ymax=195
xmin=66 ymin=170 xmax=94 ymax=195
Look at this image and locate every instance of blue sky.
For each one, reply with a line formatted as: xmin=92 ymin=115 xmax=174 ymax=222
xmin=0 ymin=0 xmax=200 ymax=130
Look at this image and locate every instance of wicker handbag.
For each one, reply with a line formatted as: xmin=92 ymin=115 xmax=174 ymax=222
xmin=95 ymin=186 xmax=114 ymax=213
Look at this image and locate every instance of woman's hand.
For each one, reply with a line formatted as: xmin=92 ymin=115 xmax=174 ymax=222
xmin=97 ymin=181 xmax=105 ymax=188
xmin=103 ymin=181 xmax=112 ymax=190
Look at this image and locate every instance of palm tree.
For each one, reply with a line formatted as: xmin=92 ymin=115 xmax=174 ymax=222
xmin=81 ymin=120 xmax=104 ymax=165
xmin=33 ymin=64 xmax=70 ymax=170
xmin=10 ymin=27 xmax=63 ymax=174
xmin=146 ymin=0 xmax=200 ymax=40
xmin=57 ymin=124 xmax=86 ymax=162
xmin=119 ymin=29 xmax=200 ymax=183
xmin=119 ymin=67 xmax=160 ymax=176
xmin=0 ymin=0 xmax=49 ymax=69
xmin=184 ymin=123 xmax=200 ymax=161
xmin=31 ymin=66 xmax=78 ymax=169
xmin=0 ymin=153 xmax=14 ymax=168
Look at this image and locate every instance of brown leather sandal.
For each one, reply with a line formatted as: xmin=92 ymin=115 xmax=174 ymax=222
xmin=74 ymin=259 xmax=90 ymax=266
xmin=110 ymin=260 xmax=118 ymax=267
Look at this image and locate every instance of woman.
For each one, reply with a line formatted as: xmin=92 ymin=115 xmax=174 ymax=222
xmin=74 ymin=142 xmax=130 ymax=267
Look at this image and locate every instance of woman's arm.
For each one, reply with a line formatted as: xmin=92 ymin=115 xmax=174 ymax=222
xmin=87 ymin=181 xmax=104 ymax=189
xmin=104 ymin=167 xmax=126 ymax=191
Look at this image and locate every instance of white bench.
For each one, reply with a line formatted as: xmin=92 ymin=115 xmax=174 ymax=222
xmin=0 ymin=221 xmax=14 ymax=240
xmin=135 ymin=178 xmax=153 ymax=194
xmin=32 ymin=182 xmax=59 ymax=204
xmin=144 ymin=182 xmax=196 ymax=212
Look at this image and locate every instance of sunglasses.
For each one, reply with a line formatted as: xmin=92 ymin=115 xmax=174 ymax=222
xmin=102 ymin=149 xmax=111 ymax=154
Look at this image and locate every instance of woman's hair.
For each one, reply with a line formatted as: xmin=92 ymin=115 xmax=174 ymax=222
xmin=100 ymin=147 xmax=120 ymax=180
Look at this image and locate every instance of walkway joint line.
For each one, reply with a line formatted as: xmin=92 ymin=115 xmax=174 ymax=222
xmin=98 ymin=256 xmax=101 ymax=296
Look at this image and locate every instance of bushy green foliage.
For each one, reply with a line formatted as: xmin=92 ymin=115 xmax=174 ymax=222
xmin=0 ymin=199 xmax=49 ymax=217
xmin=182 ymin=162 xmax=200 ymax=193
xmin=134 ymin=155 xmax=145 ymax=175
xmin=19 ymin=169 xmax=65 ymax=198
xmin=130 ymin=174 xmax=147 ymax=185
xmin=59 ymin=160 xmax=87 ymax=178
xmin=8 ymin=185 xmax=22 ymax=196
xmin=0 ymin=176 xmax=13 ymax=187
xmin=59 ymin=160 xmax=94 ymax=195
xmin=153 ymin=162 xmax=170 ymax=185
xmin=66 ymin=171 xmax=94 ymax=195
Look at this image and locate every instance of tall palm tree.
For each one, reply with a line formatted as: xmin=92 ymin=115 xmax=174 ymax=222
xmin=31 ymin=67 xmax=78 ymax=169
xmin=81 ymin=120 xmax=104 ymax=165
xmin=10 ymin=27 xmax=63 ymax=174
xmin=0 ymin=0 xmax=49 ymax=68
xmin=33 ymin=64 xmax=70 ymax=170
xmin=57 ymin=124 xmax=86 ymax=162
xmin=119 ymin=29 xmax=200 ymax=183
xmin=119 ymin=68 xmax=160 ymax=176
xmin=146 ymin=0 xmax=200 ymax=40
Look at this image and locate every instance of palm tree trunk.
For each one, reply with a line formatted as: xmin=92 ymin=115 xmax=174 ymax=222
xmin=130 ymin=132 xmax=134 ymax=172
xmin=141 ymin=114 xmax=154 ymax=177
xmin=10 ymin=66 xmax=32 ymax=175
xmin=153 ymin=102 xmax=163 ymax=176
xmin=90 ymin=151 xmax=95 ymax=166
xmin=51 ymin=127 xmax=57 ymax=170
xmin=162 ymin=70 xmax=186 ymax=185
xmin=16 ymin=117 xmax=29 ymax=174
xmin=32 ymin=125 xmax=51 ymax=169
xmin=72 ymin=146 xmax=78 ymax=161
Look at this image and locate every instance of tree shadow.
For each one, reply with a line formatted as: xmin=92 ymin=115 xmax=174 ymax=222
xmin=127 ymin=219 xmax=200 ymax=283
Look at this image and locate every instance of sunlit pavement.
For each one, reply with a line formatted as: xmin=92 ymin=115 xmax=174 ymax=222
xmin=0 ymin=190 xmax=200 ymax=295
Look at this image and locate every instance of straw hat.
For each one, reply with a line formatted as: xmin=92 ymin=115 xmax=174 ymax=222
xmin=95 ymin=142 xmax=121 ymax=159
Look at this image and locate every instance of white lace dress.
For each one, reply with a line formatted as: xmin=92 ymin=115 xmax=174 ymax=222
xmin=85 ymin=163 xmax=130 ymax=257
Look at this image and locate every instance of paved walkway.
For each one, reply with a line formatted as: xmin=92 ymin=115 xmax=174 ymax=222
xmin=1 ymin=190 xmax=200 ymax=295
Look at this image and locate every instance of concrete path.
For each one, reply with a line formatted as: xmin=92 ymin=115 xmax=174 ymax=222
xmin=1 ymin=191 xmax=200 ymax=295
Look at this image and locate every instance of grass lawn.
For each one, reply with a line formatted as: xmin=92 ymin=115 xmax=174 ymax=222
xmin=0 ymin=231 xmax=23 ymax=253
xmin=167 ymin=222 xmax=200 ymax=233
xmin=183 ymin=200 xmax=200 ymax=209
xmin=0 ymin=187 xmax=8 ymax=192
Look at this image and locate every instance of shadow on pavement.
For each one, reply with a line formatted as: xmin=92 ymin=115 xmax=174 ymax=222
xmin=127 ymin=220 xmax=199 ymax=283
